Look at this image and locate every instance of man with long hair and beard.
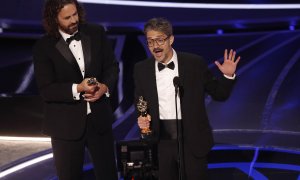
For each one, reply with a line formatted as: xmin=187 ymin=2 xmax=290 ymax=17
xmin=33 ymin=0 xmax=119 ymax=179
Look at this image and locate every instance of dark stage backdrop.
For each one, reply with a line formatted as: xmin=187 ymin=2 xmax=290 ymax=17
xmin=0 ymin=0 xmax=299 ymax=150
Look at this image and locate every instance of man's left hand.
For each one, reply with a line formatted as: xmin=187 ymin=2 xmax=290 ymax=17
xmin=83 ymin=83 xmax=108 ymax=102
xmin=215 ymin=49 xmax=241 ymax=77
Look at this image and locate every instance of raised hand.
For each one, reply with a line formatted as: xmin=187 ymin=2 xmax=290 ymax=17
xmin=215 ymin=49 xmax=240 ymax=77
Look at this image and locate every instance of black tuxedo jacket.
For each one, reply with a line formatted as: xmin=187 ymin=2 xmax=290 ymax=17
xmin=33 ymin=24 xmax=119 ymax=140
xmin=134 ymin=52 xmax=235 ymax=157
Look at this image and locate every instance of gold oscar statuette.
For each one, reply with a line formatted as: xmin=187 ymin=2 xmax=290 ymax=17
xmin=136 ymin=96 xmax=152 ymax=139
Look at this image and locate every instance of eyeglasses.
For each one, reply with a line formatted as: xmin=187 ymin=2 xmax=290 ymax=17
xmin=146 ymin=36 xmax=170 ymax=47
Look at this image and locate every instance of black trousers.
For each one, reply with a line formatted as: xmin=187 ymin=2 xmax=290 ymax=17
xmin=51 ymin=114 xmax=117 ymax=180
xmin=158 ymin=120 xmax=208 ymax=180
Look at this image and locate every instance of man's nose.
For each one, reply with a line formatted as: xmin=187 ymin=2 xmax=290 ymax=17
xmin=70 ymin=16 xmax=77 ymax=23
xmin=153 ymin=40 xmax=160 ymax=48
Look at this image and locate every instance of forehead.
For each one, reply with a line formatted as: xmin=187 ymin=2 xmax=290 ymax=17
xmin=58 ymin=3 xmax=77 ymax=18
xmin=146 ymin=30 xmax=167 ymax=39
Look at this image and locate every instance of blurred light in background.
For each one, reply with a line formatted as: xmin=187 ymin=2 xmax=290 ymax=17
xmin=216 ymin=29 xmax=224 ymax=35
xmin=78 ymin=0 xmax=300 ymax=9
xmin=289 ymin=25 xmax=295 ymax=31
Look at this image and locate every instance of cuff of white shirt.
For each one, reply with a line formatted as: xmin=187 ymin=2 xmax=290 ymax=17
xmin=223 ymin=73 xmax=236 ymax=80
xmin=105 ymin=86 xmax=110 ymax=97
xmin=72 ymin=84 xmax=81 ymax=100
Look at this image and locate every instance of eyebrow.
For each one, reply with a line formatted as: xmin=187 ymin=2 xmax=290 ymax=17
xmin=147 ymin=36 xmax=166 ymax=40
xmin=63 ymin=11 xmax=78 ymax=20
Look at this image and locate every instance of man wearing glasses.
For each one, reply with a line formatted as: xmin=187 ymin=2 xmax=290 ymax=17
xmin=134 ymin=17 xmax=240 ymax=180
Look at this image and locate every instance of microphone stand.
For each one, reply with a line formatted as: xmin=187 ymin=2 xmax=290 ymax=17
xmin=175 ymin=83 xmax=185 ymax=180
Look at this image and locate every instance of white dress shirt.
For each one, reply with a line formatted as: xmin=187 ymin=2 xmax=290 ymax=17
xmin=155 ymin=49 xmax=182 ymax=120
xmin=59 ymin=30 xmax=91 ymax=114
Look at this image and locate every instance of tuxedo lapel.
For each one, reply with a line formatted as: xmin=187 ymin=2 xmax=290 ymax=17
xmin=55 ymin=38 xmax=81 ymax=73
xmin=177 ymin=53 xmax=186 ymax=89
xmin=145 ymin=58 xmax=160 ymax=134
xmin=147 ymin=58 xmax=158 ymax=101
xmin=146 ymin=58 xmax=161 ymax=122
xmin=80 ymin=32 xmax=91 ymax=77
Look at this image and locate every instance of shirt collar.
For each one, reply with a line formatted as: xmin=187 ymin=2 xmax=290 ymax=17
xmin=59 ymin=29 xmax=78 ymax=42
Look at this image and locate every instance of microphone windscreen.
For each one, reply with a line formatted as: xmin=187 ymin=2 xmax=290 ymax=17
xmin=173 ymin=76 xmax=180 ymax=87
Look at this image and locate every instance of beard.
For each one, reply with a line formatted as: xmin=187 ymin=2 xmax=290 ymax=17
xmin=59 ymin=22 xmax=79 ymax=35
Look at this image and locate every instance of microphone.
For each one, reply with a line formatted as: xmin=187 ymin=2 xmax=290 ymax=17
xmin=173 ymin=76 xmax=180 ymax=88
xmin=173 ymin=76 xmax=180 ymax=100
xmin=173 ymin=76 xmax=185 ymax=180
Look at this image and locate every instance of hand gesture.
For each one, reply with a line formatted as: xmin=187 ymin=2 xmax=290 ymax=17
xmin=78 ymin=78 xmax=98 ymax=94
xmin=215 ymin=49 xmax=240 ymax=77
xmin=83 ymin=83 xmax=108 ymax=102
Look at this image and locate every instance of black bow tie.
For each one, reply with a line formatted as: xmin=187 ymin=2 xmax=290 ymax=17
xmin=66 ymin=32 xmax=81 ymax=45
xmin=158 ymin=61 xmax=175 ymax=71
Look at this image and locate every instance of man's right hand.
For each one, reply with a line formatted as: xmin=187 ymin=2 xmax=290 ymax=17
xmin=137 ymin=114 xmax=151 ymax=129
xmin=77 ymin=78 xmax=98 ymax=94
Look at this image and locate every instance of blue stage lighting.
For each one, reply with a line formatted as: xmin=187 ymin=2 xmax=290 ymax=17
xmin=289 ymin=25 xmax=295 ymax=31
xmin=216 ymin=29 xmax=224 ymax=35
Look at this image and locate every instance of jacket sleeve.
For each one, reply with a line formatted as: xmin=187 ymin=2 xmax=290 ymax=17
xmin=200 ymin=58 xmax=236 ymax=101
xmin=33 ymin=39 xmax=75 ymax=102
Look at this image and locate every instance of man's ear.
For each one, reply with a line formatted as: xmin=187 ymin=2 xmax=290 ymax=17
xmin=170 ymin=35 xmax=174 ymax=45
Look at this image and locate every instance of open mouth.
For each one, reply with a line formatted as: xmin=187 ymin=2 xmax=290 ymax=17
xmin=153 ymin=48 xmax=163 ymax=57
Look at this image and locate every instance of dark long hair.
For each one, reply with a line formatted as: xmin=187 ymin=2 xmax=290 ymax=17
xmin=42 ymin=0 xmax=85 ymax=38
